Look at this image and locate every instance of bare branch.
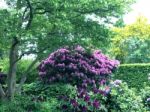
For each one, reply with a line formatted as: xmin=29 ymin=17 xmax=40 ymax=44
xmin=15 ymin=45 xmax=51 ymax=63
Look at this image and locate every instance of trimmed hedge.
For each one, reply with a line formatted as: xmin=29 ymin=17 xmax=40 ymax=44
xmin=114 ymin=63 xmax=150 ymax=89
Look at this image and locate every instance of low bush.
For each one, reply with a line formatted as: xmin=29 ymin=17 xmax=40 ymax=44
xmin=0 ymin=95 xmax=40 ymax=112
xmin=23 ymin=82 xmax=77 ymax=101
xmin=109 ymin=81 xmax=146 ymax=112
xmin=23 ymin=82 xmax=77 ymax=111
xmin=114 ymin=63 xmax=150 ymax=89
xmin=22 ymin=80 xmax=148 ymax=112
xmin=140 ymin=85 xmax=150 ymax=111
xmin=0 ymin=93 xmax=62 ymax=112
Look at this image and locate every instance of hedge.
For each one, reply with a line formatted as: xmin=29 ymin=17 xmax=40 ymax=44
xmin=114 ymin=63 xmax=150 ymax=89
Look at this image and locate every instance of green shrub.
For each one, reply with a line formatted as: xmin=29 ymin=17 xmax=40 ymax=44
xmin=140 ymin=85 xmax=150 ymax=111
xmin=113 ymin=63 xmax=150 ymax=89
xmin=109 ymin=81 xmax=147 ymax=112
xmin=23 ymin=82 xmax=77 ymax=111
xmin=0 ymin=94 xmax=61 ymax=112
xmin=38 ymin=98 xmax=61 ymax=112
xmin=23 ymin=82 xmax=77 ymax=100
xmin=0 ymin=95 xmax=40 ymax=112
xmin=17 ymin=59 xmax=38 ymax=83
xmin=0 ymin=58 xmax=38 ymax=83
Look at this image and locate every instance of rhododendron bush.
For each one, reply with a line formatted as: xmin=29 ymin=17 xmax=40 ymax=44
xmin=38 ymin=46 xmax=119 ymax=111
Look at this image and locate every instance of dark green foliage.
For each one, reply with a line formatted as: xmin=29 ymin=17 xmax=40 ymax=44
xmin=0 ymin=95 xmax=40 ymax=112
xmin=22 ymin=82 xmax=77 ymax=111
xmin=140 ymin=86 xmax=150 ymax=111
xmin=0 ymin=82 xmax=76 ymax=112
xmin=23 ymin=82 xmax=77 ymax=100
xmin=0 ymin=94 xmax=62 ymax=112
xmin=114 ymin=63 xmax=150 ymax=89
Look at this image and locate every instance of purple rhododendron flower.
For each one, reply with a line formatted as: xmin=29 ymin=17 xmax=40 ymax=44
xmin=93 ymin=88 xmax=99 ymax=94
xmin=75 ymin=45 xmax=85 ymax=52
xmin=70 ymin=99 xmax=78 ymax=107
xmin=81 ymin=106 xmax=87 ymax=112
xmin=92 ymin=99 xmax=100 ymax=109
xmin=84 ymin=95 xmax=90 ymax=102
xmin=114 ymin=80 xmax=122 ymax=85
xmin=112 ymin=79 xmax=122 ymax=87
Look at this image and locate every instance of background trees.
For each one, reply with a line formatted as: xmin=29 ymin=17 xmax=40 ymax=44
xmin=110 ymin=16 xmax=150 ymax=63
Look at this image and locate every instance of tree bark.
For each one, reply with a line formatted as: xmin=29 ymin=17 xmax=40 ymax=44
xmin=16 ymin=58 xmax=38 ymax=94
xmin=7 ymin=37 xmax=19 ymax=100
xmin=0 ymin=84 xmax=5 ymax=100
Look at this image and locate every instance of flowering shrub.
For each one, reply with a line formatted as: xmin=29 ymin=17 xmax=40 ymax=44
xmin=139 ymin=74 xmax=150 ymax=111
xmin=109 ymin=81 xmax=146 ymax=112
xmin=38 ymin=45 xmax=119 ymax=111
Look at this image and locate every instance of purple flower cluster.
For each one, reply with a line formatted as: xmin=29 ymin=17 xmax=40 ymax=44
xmin=38 ymin=46 xmax=119 ymax=82
xmin=38 ymin=45 xmax=119 ymax=111
xmin=112 ymin=79 xmax=122 ymax=87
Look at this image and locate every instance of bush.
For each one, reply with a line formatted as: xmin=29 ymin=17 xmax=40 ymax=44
xmin=0 ymin=58 xmax=38 ymax=83
xmin=23 ymin=82 xmax=77 ymax=101
xmin=109 ymin=81 xmax=147 ymax=112
xmin=0 ymin=82 xmax=74 ymax=112
xmin=38 ymin=45 xmax=119 ymax=111
xmin=113 ymin=63 xmax=150 ymax=89
xmin=0 ymin=93 xmax=62 ymax=112
xmin=23 ymin=81 xmax=148 ymax=112
xmin=23 ymin=82 xmax=77 ymax=111
xmin=0 ymin=95 xmax=40 ymax=112
xmin=38 ymin=46 xmax=119 ymax=83
xmin=140 ymin=85 xmax=150 ymax=111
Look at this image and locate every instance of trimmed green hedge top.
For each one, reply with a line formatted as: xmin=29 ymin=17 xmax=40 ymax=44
xmin=114 ymin=63 xmax=150 ymax=89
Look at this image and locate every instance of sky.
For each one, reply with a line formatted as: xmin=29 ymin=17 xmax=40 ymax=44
xmin=0 ymin=0 xmax=150 ymax=24
xmin=124 ymin=0 xmax=150 ymax=24
xmin=0 ymin=0 xmax=7 ymax=9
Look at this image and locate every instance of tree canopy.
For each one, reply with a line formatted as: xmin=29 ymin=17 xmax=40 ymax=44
xmin=111 ymin=16 xmax=150 ymax=63
xmin=0 ymin=0 xmax=135 ymax=58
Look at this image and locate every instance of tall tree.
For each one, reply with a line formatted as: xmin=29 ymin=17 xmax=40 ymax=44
xmin=110 ymin=16 xmax=150 ymax=63
xmin=0 ymin=0 xmax=135 ymax=100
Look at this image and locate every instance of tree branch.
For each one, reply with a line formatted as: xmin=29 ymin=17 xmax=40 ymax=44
xmin=25 ymin=0 xmax=33 ymax=30
xmin=34 ymin=8 xmax=52 ymax=14
xmin=22 ymin=6 xmax=29 ymax=21
xmin=16 ymin=57 xmax=39 ymax=93
xmin=0 ymin=84 xmax=5 ymax=99
xmin=14 ymin=44 xmax=51 ymax=64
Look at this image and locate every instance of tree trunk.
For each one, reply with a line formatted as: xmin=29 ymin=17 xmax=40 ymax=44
xmin=16 ymin=58 xmax=38 ymax=94
xmin=0 ymin=84 xmax=5 ymax=100
xmin=7 ymin=37 xmax=19 ymax=100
